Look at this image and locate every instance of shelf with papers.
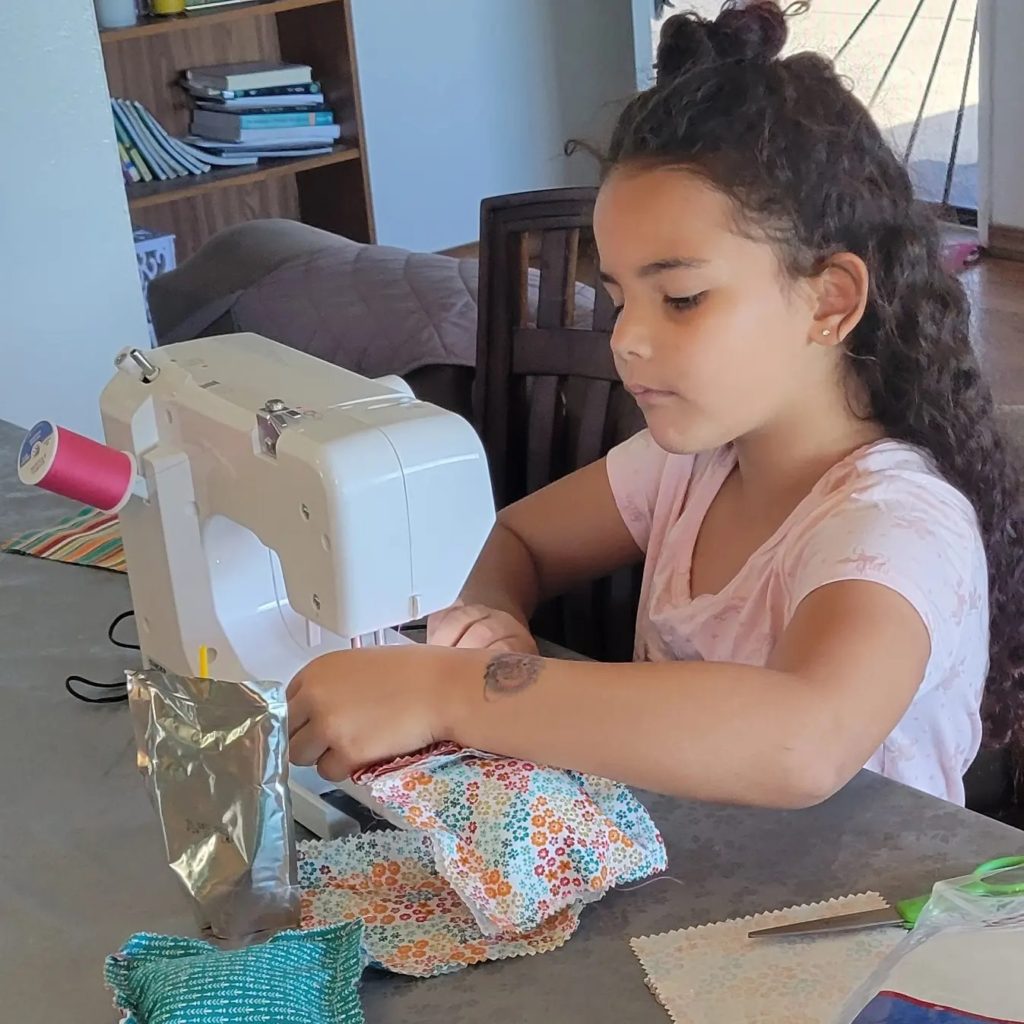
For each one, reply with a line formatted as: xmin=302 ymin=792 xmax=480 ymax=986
xmin=125 ymin=144 xmax=360 ymax=210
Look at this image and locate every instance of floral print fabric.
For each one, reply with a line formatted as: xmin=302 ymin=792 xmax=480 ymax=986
xmin=298 ymin=830 xmax=582 ymax=978
xmin=298 ymin=747 xmax=666 ymax=976
xmin=358 ymin=746 xmax=667 ymax=936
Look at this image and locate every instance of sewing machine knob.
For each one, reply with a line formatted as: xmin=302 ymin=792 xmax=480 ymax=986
xmin=258 ymin=399 xmax=300 ymax=457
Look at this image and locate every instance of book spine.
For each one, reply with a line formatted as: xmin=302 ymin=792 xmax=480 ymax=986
xmin=219 ymin=73 xmax=314 ymax=91
xmin=175 ymin=141 xmax=257 ymax=167
xmin=233 ymin=124 xmax=341 ymax=144
xmin=117 ymin=142 xmax=141 ymax=183
xmin=188 ymin=72 xmax=314 ymax=92
xmin=110 ymin=101 xmax=154 ymax=183
xmin=194 ymin=102 xmax=327 ymax=115
xmin=192 ymin=81 xmax=322 ymax=99
xmin=230 ymin=81 xmax=321 ymax=98
xmin=133 ymin=102 xmax=194 ymax=176
xmin=134 ymin=101 xmax=210 ymax=176
xmin=162 ymin=132 xmax=213 ymax=175
xmin=117 ymin=99 xmax=176 ymax=180
xmin=229 ymin=111 xmax=335 ymax=128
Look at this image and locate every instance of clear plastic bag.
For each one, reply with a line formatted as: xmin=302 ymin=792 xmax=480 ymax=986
xmin=836 ymin=861 xmax=1024 ymax=1023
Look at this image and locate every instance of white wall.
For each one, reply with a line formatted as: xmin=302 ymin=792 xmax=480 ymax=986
xmin=350 ymin=0 xmax=637 ymax=252
xmin=0 ymin=0 xmax=149 ymax=439
xmin=978 ymin=0 xmax=1024 ymax=236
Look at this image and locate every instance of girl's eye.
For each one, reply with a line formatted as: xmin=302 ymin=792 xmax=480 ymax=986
xmin=610 ymin=292 xmax=705 ymax=322
xmin=665 ymin=292 xmax=706 ymax=312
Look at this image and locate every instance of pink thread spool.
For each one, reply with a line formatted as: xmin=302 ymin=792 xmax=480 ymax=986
xmin=18 ymin=420 xmax=135 ymax=513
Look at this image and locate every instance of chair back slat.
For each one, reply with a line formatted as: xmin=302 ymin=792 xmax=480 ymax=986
xmin=475 ymin=188 xmax=645 ymax=660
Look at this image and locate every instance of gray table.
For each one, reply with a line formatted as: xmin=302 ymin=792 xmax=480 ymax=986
xmin=0 ymin=419 xmax=1020 ymax=1023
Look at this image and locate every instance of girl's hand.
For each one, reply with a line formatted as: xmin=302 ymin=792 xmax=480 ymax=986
xmin=286 ymin=645 xmax=481 ymax=781
xmin=426 ymin=601 xmax=539 ymax=654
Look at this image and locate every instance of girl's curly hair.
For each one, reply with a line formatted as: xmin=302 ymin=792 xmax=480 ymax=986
xmin=607 ymin=1 xmax=1024 ymax=752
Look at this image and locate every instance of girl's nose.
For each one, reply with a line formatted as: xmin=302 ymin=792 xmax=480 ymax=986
xmin=610 ymin=307 xmax=652 ymax=362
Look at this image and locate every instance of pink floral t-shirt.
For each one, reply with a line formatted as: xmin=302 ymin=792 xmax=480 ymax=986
xmin=605 ymin=431 xmax=989 ymax=805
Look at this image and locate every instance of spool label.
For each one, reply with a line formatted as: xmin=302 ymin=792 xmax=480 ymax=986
xmin=18 ymin=421 xmax=56 ymax=485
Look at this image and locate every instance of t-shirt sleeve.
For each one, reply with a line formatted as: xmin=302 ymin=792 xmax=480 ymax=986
xmin=604 ymin=429 xmax=671 ymax=551
xmin=785 ymin=480 xmax=988 ymax=684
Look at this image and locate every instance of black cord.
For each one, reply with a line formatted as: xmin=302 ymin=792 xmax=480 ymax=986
xmin=65 ymin=609 xmax=137 ymax=705
xmin=108 ymin=610 xmax=140 ymax=650
xmin=65 ymin=675 xmax=130 ymax=704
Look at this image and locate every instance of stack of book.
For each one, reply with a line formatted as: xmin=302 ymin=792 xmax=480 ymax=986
xmin=182 ymin=61 xmax=342 ymax=159
xmin=111 ymin=97 xmax=258 ymax=185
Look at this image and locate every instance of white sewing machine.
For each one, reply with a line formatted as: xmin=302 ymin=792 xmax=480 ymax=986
xmin=100 ymin=333 xmax=495 ymax=836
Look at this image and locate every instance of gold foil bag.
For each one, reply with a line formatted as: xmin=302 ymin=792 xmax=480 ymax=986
xmin=126 ymin=669 xmax=300 ymax=942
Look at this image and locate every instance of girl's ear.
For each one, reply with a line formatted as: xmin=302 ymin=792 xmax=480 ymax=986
xmin=809 ymin=252 xmax=869 ymax=346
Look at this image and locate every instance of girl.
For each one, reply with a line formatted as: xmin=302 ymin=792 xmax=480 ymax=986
xmin=287 ymin=1 xmax=1024 ymax=808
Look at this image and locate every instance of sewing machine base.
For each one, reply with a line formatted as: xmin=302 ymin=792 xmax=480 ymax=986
xmin=290 ymin=767 xmax=409 ymax=838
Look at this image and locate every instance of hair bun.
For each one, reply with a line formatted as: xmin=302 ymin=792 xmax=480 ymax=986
xmin=656 ymin=1 xmax=789 ymax=82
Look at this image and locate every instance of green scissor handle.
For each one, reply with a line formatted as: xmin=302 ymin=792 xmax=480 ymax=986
xmin=894 ymin=855 xmax=1024 ymax=929
xmin=964 ymin=855 xmax=1024 ymax=896
xmin=893 ymin=893 xmax=931 ymax=928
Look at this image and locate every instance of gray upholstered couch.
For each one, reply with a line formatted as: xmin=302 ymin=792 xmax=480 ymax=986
xmin=149 ymin=218 xmax=591 ymax=423
xmin=150 ymin=219 xmax=479 ymax=419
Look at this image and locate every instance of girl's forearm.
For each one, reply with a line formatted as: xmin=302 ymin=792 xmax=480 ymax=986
xmin=457 ymin=522 xmax=542 ymax=623
xmin=442 ymin=653 xmax=845 ymax=809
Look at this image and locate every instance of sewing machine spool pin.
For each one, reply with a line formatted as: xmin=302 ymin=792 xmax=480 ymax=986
xmin=114 ymin=347 xmax=161 ymax=384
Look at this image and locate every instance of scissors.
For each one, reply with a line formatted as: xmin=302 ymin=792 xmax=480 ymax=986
xmin=748 ymin=856 xmax=1024 ymax=939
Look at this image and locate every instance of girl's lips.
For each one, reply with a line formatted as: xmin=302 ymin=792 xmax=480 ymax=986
xmin=625 ymin=383 xmax=677 ymax=401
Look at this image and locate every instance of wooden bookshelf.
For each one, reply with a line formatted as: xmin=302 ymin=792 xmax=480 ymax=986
xmin=99 ymin=0 xmax=339 ymax=43
xmin=100 ymin=0 xmax=374 ymax=259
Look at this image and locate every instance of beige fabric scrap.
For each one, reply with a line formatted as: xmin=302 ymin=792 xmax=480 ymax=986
xmin=631 ymin=893 xmax=905 ymax=1023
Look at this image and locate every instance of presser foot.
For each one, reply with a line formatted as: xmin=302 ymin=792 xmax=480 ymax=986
xmin=289 ymin=763 xmax=410 ymax=838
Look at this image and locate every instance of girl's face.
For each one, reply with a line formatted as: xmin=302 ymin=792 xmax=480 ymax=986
xmin=595 ymin=165 xmax=833 ymax=455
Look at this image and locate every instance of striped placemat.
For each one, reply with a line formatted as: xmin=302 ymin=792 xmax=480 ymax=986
xmin=2 ymin=506 xmax=126 ymax=573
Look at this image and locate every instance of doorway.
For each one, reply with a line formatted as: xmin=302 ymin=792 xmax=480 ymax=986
xmin=640 ymin=1 xmax=979 ymax=218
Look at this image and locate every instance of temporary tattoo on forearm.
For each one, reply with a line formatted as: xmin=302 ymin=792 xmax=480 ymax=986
xmin=483 ymin=654 xmax=543 ymax=701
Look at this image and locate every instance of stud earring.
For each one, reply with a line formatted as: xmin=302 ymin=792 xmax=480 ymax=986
xmin=821 ymin=328 xmax=831 ymax=337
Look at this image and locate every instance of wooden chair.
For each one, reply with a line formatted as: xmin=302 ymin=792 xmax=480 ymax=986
xmin=473 ymin=187 xmax=645 ymax=662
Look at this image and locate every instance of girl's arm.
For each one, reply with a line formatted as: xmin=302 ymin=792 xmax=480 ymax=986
xmin=442 ymin=577 xmax=930 ymax=808
xmin=288 ymin=576 xmax=930 ymax=809
xmin=431 ymin=458 xmax=643 ymax=627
